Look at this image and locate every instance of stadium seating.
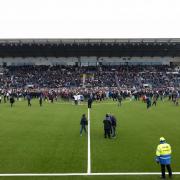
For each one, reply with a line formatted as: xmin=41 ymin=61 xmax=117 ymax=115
xmin=0 ymin=65 xmax=179 ymax=90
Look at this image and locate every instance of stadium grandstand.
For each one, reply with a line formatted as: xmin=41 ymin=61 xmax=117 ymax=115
xmin=0 ymin=39 xmax=180 ymax=92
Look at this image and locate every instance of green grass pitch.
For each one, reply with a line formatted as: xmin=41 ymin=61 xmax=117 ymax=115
xmin=0 ymin=99 xmax=179 ymax=180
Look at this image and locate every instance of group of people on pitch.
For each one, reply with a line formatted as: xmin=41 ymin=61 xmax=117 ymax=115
xmin=80 ymin=113 xmax=117 ymax=138
xmin=103 ymin=113 xmax=117 ymax=138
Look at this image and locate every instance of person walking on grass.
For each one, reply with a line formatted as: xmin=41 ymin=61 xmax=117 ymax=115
xmin=103 ymin=114 xmax=112 ymax=139
xmin=10 ymin=95 xmax=15 ymax=107
xmin=152 ymin=94 xmax=158 ymax=106
xmin=155 ymin=137 xmax=172 ymax=179
xmin=146 ymin=96 xmax=151 ymax=109
xmin=27 ymin=94 xmax=32 ymax=107
xmin=80 ymin=114 xmax=88 ymax=136
xmin=88 ymin=97 xmax=93 ymax=108
xmin=117 ymin=94 xmax=122 ymax=107
xmin=39 ymin=94 xmax=43 ymax=107
xmin=110 ymin=114 xmax=117 ymax=138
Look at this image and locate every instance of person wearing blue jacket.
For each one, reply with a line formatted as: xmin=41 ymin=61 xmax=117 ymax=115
xmin=110 ymin=114 xmax=117 ymax=138
xmin=155 ymin=137 xmax=172 ymax=179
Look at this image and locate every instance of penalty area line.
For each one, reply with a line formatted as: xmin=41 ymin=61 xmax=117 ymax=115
xmin=0 ymin=172 xmax=180 ymax=176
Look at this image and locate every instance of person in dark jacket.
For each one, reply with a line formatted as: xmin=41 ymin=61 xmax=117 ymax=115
xmin=88 ymin=97 xmax=93 ymax=108
xmin=39 ymin=94 xmax=43 ymax=107
xmin=4 ymin=93 xmax=7 ymax=103
xmin=146 ymin=97 xmax=151 ymax=109
xmin=117 ymin=94 xmax=122 ymax=106
xmin=10 ymin=96 xmax=15 ymax=107
xmin=103 ymin=114 xmax=112 ymax=138
xmin=110 ymin=114 xmax=117 ymax=137
xmin=27 ymin=94 xmax=31 ymax=107
xmin=80 ymin=114 xmax=88 ymax=136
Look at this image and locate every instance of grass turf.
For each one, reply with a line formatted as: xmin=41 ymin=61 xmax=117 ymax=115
xmin=0 ymin=99 xmax=179 ymax=180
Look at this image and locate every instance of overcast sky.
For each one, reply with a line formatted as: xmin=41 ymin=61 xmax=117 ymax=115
xmin=0 ymin=0 xmax=179 ymax=38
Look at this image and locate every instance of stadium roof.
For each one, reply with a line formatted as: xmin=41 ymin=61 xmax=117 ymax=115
xmin=1 ymin=38 xmax=180 ymax=44
xmin=0 ymin=38 xmax=180 ymax=57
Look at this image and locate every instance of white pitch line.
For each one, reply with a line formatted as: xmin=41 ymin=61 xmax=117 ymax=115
xmin=0 ymin=173 xmax=87 ymax=177
xmin=87 ymin=108 xmax=91 ymax=174
xmin=91 ymin=172 xmax=180 ymax=176
xmin=0 ymin=172 xmax=180 ymax=176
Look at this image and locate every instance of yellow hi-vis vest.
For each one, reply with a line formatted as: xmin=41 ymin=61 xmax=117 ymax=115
xmin=156 ymin=143 xmax=172 ymax=156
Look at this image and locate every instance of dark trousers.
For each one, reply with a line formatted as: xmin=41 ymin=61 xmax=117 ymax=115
xmin=161 ymin=164 xmax=172 ymax=178
xmin=104 ymin=128 xmax=111 ymax=138
xmin=147 ymin=103 xmax=151 ymax=109
xmin=80 ymin=125 xmax=86 ymax=134
xmin=88 ymin=103 xmax=92 ymax=108
xmin=28 ymin=100 xmax=31 ymax=106
xmin=152 ymin=101 xmax=156 ymax=106
xmin=118 ymin=101 xmax=121 ymax=106
xmin=112 ymin=126 xmax=116 ymax=137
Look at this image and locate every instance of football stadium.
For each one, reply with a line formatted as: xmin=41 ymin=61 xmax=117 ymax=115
xmin=0 ymin=38 xmax=180 ymax=180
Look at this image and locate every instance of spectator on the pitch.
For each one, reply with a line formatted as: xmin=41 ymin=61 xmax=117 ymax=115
xmin=9 ymin=95 xmax=15 ymax=107
xmin=103 ymin=114 xmax=112 ymax=139
xmin=146 ymin=97 xmax=151 ymax=109
xmin=88 ymin=97 xmax=93 ymax=108
xmin=39 ymin=94 xmax=43 ymax=107
xmin=152 ymin=94 xmax=158 ymax=106
xmin=74 ymin=94 xmax=78 ymax=105
xmin=110 ymin=114 xmax=117 ymax=138
xmin=80 ymin=114 xmax=88 ymax=136
xmin=117 ymin=93 xmax=122 ymax=106
xmin=27 ymin=94 xmax=32 ymax=107
xmin=3 ymin=93 xmax=7 ymax=103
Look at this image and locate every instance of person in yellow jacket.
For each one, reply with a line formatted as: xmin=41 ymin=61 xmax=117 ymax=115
xmin=156 ymin=137 xmax=172 ymax=179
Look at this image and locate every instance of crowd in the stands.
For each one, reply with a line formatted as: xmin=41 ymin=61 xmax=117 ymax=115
xmin=0 ymin=65 xmax=180 ymax=100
